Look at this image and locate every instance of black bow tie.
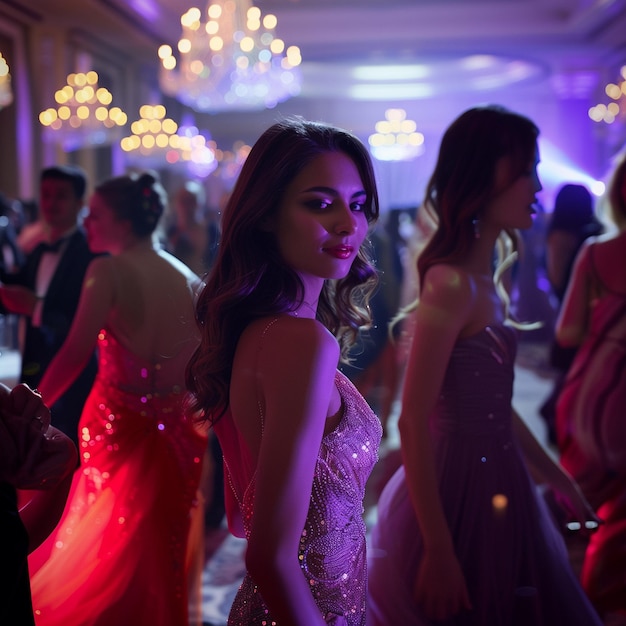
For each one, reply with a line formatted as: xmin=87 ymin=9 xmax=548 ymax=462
xmin=39 ymin=237 xmax=68 ymax=253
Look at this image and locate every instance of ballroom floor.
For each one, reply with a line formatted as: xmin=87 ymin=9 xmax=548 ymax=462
xmin=0 ymin=339 xmax=607 ymax=626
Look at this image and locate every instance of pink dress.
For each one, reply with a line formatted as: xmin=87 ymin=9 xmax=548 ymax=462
xmin=29 ymin=330 xmax=207 ymax=626
xmin=215 ymin=370 xmax=382 ymax=626
xmin=556 ymin=243 xmax=626 ymax=615
xmin=369 ymin=324 xmax=602 ymax=625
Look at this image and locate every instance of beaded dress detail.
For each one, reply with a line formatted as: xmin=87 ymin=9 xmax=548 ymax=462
xmin=368 ymin=324 xmax=602 ymax=626
xmin=216 ymin=369 xmax=381 ymax=626
xmin=29 ymin=329 xmax=207 ymax=626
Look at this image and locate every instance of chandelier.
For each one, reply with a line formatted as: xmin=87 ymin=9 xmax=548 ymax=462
xmin=157 ymin=0 xmax=302 ymax=113
xmin=0 ymin=52 xmax=13 ymax=109
xmin=368 ymin=109 xmax=425 ymax=162
xmin=120 ymin=104 xmax=218 ymax=177
xmin=588 ymin=65 xmax=626 ymax=125
xmin=39 ymin=71 xmax=127 ymax=151
xmin=213 ymin=140 xmax=251 ymax=183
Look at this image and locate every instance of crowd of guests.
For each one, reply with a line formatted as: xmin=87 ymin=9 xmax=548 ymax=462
xmin=0 ymin=106 xmax=624 ymax=626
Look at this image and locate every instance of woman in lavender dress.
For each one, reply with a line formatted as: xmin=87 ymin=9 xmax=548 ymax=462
xmin=368 ymin=105 xmax=602 ymax=626
xmin=186 ymin=118 xmax=382 ymax=626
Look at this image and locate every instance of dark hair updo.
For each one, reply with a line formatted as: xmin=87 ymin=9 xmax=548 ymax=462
xmin=95 ymin=170 xmax=167 ymax=237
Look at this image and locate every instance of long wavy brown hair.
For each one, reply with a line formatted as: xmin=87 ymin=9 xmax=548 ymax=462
xmin=185 ymin=117 xmax=380 ymax=423
xmin=417 ymin=105 xmax=539 ymax=290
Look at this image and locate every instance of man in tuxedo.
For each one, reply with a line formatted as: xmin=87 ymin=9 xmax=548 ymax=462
xmin=0 ymin=165 xmax=99 ymax=446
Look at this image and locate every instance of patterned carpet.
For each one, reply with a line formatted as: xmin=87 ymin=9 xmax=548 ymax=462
xmin=193 ymin=528 xmax=246 ymax=626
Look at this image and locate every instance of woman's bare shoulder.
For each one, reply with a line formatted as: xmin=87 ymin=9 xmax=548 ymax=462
xmin=421 ymin=263 xmax=475 ymax=307
xmin=243 ymin=315 xmax=336 ymax=350
xmin=87 ymin=253 xmax=115 ymax=273
xmin=235 ymin=316 xmax=337 ymax=375
xmin=83 ymin=254 xmax=116 ymax=287
xmin=586 ymin=232 xmax=626 ymax=287
xmin=157 ymin=247 xmax=201 ymax=276
xmin=592 ymin=230 xmax=626 ymax=251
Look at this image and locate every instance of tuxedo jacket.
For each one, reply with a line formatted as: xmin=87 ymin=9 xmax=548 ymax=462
xmin=2 ymin=229 xmax=100 ymax=445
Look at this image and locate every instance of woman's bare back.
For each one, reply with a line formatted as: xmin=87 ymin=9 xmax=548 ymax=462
xmin=104 ymin=247 xmax=202 ymax=379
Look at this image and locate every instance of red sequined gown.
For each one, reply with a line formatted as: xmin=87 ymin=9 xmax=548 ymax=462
xmin=29 ymin=330 xmax=207 ymax=626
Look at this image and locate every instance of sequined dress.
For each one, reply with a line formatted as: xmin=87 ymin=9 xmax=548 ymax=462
xmin=556 ymin=243 xmax=626 ymax=615
xmin=368 ymin=324 xmax=602 ymax=626
xmin=29 ymin=330 xmax=207 ymax=626
xmin=215 ymin=370 xmax=381 ymax=626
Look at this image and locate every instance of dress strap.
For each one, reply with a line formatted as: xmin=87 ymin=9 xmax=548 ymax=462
xmin=255 ymin=317 xmax=280 ymax=431
xmin=260 ymin=317 xmax=280 ymax=338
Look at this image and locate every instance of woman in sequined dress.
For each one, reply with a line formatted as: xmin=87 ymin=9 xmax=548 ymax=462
xmin=186 ymin=118 xmax=382 ymax=626
xmin=368 ymin=105 xmax=602 ymax=626
xmin=555 ymin=151 xmax=626 ymax=621
xmin=27 ymin=171 xmax=208 ymax=626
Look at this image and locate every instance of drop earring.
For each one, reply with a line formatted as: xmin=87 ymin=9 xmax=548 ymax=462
xmin=472 ymin=216 xmax=481 ymax=239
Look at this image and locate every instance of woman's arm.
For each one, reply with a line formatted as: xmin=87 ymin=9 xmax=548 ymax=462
xmin=555 ymin=242 xmax=593 ymax=348
xmin=37 ymin=257 xmax=115 ymax=407
xmin=398 ymin=264 xmax=474 ymax=621
xmin=245 ymin=319 xmax=338 ymax=626
xmin=512 ymin=408 xmax=598 ymax=526
xmin=545 ymin=231 xmax=578 ymax=296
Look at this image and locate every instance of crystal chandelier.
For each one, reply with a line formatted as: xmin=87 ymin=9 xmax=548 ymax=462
xmin=368 ymin=109 xmax=425 ymax=162
xmin=120 ymin=104 xmax=218 ymax=177
xmin=214 ymin=140 xmax=251 ymax=184
xmin=157 ymin=0 xmax=302 ymax=113
xmin=588 ymin=65 xmax=626 ymax=125
xmin=0 ymin=52 xmax=13 ymax=109
xmin=38 ymin=71 xmax=128 ymax=151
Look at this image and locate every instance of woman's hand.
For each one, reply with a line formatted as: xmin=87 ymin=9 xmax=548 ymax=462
xmin=6 ymin=382 xmax=51 ymax=431
xmin=0 ymin=284 xmax=39 ymax=317
xmin=554 ymin=474 xmax=602 ymax=535
xmin=414 ymin=547 xmax=472 ymax=621
xmin=0 ymin=383 xmax=77 ymax=490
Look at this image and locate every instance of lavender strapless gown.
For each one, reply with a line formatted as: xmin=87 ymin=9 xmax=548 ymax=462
xmin=368 ymin=324 xmax=602 ymax=626
xmin=218 ymin=370 xmax=382 ymax=626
